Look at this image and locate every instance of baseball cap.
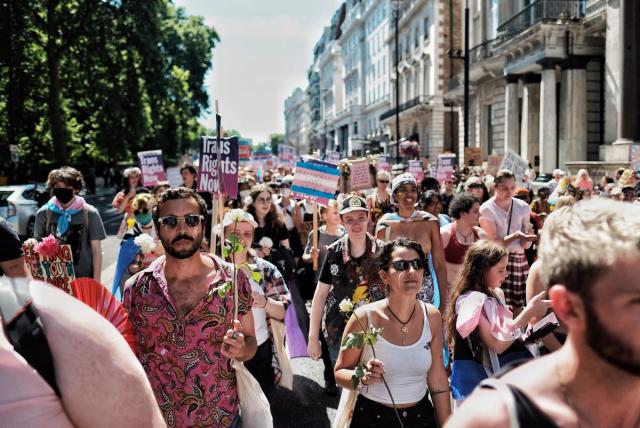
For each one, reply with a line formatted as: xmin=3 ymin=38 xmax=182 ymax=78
xmin=339 ymin=195 xmax=369 ymax=215
xmin=391 ymin=173 xmax=417 ymax=204
xmin=222 ymin=209 xmax=258 ymax=229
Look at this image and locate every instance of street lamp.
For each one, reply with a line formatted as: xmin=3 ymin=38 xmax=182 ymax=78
xmin=392 ymin=0 xmax=403 ymax=165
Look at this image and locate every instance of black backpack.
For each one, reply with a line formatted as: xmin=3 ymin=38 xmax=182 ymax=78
xmin=0 ymin=277 xmax=59 ymax=396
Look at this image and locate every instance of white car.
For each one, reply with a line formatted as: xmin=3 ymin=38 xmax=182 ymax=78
xmin=0 ymin=184 xmax=49 ymax=238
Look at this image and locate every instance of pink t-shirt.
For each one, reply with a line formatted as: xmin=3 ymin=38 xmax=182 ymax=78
xmin=0 ymin=332 xmax=73 ymax=428
xmin=479 ymin=197 xmax=531 ymax=253
xmin=123 ymin=255 xmax=253 ymax=428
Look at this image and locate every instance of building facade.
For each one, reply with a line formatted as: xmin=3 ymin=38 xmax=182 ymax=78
xmin=284 ymin=87 xmax=311 ymax=156
xmin=448 ymin=0 xmax=637 ymax=178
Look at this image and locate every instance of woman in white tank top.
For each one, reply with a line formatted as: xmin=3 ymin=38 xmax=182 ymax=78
xmin=334 ymin=238 xmax=451 ymax=427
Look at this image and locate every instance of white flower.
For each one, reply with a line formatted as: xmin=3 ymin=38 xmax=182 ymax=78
xmin=258 ymin=237 xmax=273 ymax=249
xmin=339 ymin=298 xmax=354 ymax=314
xmin=228 ymin=208 xmax=246 ymax=223
xmin=23 ymin=238 xmax=38 ymax=248
xmin=212 ymin=223 xmax=222 ymax=236
xmin=134 ymin=233 xmax=157 ymax=254
xmin=243 ymin=195 xmax=254 ymax=207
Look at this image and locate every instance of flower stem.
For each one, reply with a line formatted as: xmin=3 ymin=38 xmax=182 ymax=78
xmin=352 ymin=312 xmax=405 ymax=428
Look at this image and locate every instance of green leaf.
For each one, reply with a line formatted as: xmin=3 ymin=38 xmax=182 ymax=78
xmin=341 ymin=332 xmax=365 ymax=350
xmin=222 ymin=247 xmax=230 ymax=258
xmin=351 ymin=374 xmax=360 ymax=390
xmin=251 ymin=270 xmax=262 ymax=282
xmin=366 ymin=326 xmax=384 ymax=346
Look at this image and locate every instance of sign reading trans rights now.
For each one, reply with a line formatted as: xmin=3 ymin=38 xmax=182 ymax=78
xmin=291 ymin=159 xmax=341 ymax=206
xmin=197 ymin=136 xmax=239 ymax=199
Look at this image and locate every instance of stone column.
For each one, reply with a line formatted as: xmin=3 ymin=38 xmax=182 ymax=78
xmin=539 ymin=60 xmax=558 ymax=174
xmin=559 ymin=57 xmax=589 ymax=167
xmin=504 ymin=74 xmax=520 ymax=155
xmin=615 ymin=0 xmax=640 ymax=144
xmin=520 ymin=74 xmax=541 ymax=167
xmin=417 ymin=60 xmax=424 ymax=97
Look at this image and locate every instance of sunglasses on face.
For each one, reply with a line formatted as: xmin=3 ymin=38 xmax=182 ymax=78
xmin=378 ymin=180 xmax=389 ymax=184
xmin=390 ymin=259 xmax=424 ymax=271
xmin=157 ymin=214 xmax=204 ymax=229
xmin=134 ymin=208 xmax=149 ymax=215
xmin=468 ymin=184 xmax=483 ymax=189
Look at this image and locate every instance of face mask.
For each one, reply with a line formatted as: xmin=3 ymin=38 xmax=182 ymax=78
xmin=53 ymin=188 xmax=74 ymax=204
xmin=282 ymin=188 xmax=292 ymax=198
xmin=239 ymin=190 xmax=251 ymax=200
xmin=135 ymin=213 xmax=153 ymax=225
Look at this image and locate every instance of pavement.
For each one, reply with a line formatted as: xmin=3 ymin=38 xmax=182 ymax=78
xmin=88 ymin=186 xmax=339 ymax=427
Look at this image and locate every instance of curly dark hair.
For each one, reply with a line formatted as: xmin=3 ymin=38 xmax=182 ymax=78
xmin=448 ymin=194 xmax=480 ymax=219
xmin=445 ymin=240 xmax=508 ymax=349
xmin=152 ymin=187 xmax=208 ymax=227
xmin=46 ymin=166 xmax=85 ymax=191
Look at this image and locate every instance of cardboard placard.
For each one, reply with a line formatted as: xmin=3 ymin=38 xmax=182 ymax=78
xmin=291 ymin=159 xmax=341 ymax=206
xmin=436 ymin=154 xmax=456 ymax=182
xmin=349 ymin=159 xmax=372 ymax=191
xmin=197 ymin=136 xmax=239 ymax=198
xmin=500 ymin=149 xmax=529 ymax=183
xmin=137 ymin=150 xmax=167 ymax=187
xmin=487 ymin=155 xmax=503 ymax=176
xmin=326 ymin=151 xmax=341 ymax=165
xmin=23 ymin=244 xmax=76 ymax=294
xmin=464 ymin=147 xmax=483 ymax=167
xmin=166 ymin=166 xmax=182 ymax=187
xmin=408 ymin=160 xmax=425 ymax=181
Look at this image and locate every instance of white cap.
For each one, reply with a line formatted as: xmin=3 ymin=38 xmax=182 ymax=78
xmin=222 ymin=209 xmax=258 ymax=229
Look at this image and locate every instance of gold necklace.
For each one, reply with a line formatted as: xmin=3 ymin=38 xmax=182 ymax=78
xmin=386 ymin=299 xmax=416 ymax=342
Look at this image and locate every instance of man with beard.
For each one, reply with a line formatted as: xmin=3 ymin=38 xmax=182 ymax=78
xmin=446 ymin=199 xmax=640 ymax=428
xmin=123 ymin=187 xmax=257 ymax=428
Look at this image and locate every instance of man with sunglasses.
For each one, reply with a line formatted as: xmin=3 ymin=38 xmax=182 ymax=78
xmin=123 ymin=187 xmax=257 ymax=428
xmin=308 ymin=195 xmax=385 ymax=366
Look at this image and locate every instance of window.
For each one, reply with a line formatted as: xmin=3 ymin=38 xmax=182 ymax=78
xmin=354 ymin=122 xmax=358 ymax=134
xmin=423 ymin=17 xmax=429 ymax=40
xmin=414 ymin=26 xmax=419 ymax=47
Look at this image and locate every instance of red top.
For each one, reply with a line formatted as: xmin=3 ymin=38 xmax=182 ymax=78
xmin=444 ymin=222 xmax=478 ymax=264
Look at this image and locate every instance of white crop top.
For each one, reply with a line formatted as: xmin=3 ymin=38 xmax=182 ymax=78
xmin=360 ymin=303 xmax=433 ymax=405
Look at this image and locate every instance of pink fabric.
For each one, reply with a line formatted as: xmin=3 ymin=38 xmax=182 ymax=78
xmin=574 ymin=178 xmax=593 ymax=191
xmin=48 ymin=195 xmax=86 ymax=211
xmin=455 ymin=291 xmax=522 ymax=341
xmin=123 ymin=255 xmax=253 ymax=428
xmin=0 ymin=332 xmax=73 ymax=428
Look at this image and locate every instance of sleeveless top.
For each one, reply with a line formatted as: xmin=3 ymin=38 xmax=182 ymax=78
xmin=444 ymin=222 xmax=478 ymax=264
xmin=360 ymin=303 xmax=433 ymax=405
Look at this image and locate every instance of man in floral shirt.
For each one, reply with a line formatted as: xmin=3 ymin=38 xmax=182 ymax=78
xmin=124 ymin=188 xmax=256 ymax=428
xmin=308 ymin=195 xmax=384 ymax=365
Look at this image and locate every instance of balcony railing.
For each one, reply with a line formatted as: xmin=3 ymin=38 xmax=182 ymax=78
xmin=379 ymin=95 xmax=431 ymax=122
xmin=497 ymin=0 xmax=585 ymax=37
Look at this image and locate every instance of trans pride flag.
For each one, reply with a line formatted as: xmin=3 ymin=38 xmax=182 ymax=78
xmin=291 ymin=159 xmax=341 ymax=206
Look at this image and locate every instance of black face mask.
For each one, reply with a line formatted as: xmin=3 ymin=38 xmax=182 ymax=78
xmin=53 ymin=188 xmax=74 ymax=204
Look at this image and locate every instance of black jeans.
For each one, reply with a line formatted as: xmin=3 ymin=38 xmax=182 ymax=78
xmin=244 ymin=339 xmax=275 ymax=402
xmin=351 ymin=394 xmax=437 ymax=428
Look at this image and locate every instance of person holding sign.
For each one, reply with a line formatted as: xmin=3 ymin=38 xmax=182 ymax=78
xmin=479 ymin=169 xmax=536 ymax=310
xmin=124 ymin=188 xmax=257 ymax=428
xmin=35 ymin=167 xmax=106 ymax=282
xmin=375 ymin=173 xmax=448 ymax=313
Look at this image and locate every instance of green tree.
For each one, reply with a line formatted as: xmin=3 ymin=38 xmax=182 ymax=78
xmin=269 ymin=133 xmax=284 ymax=154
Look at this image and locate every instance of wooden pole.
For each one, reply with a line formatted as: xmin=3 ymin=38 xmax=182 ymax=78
xmin=312 ymin=202 xmax=319 ymax=271
xmin=218 ymin=196 xmax=225 ymax=256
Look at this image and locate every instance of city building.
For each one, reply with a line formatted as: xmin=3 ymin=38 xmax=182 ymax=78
xmin=284 ymin=87 xmax=311 ymax=156
xmin=448 ymin=0 xmax=639 ymax=178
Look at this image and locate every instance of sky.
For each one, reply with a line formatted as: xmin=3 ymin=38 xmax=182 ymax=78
xmin=175 ymin=0 xmax=344 ymax=144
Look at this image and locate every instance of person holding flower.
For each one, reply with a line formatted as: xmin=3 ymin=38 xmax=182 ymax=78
xmin=221 ymin=209 xmax=290 ymax=401
xmin=335 ymin=238 xmax=451 ymax=427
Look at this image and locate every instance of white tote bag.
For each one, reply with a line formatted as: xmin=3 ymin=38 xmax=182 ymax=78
xmin=271 ymin=318 xmax=294 ymax=391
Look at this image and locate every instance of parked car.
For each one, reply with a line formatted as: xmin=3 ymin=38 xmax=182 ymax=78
xmin=0 ymin=184 xmax=49 ymax=239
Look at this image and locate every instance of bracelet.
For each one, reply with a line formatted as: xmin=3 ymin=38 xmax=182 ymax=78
xmin=431 ymin=388 xmax=450 ymax=395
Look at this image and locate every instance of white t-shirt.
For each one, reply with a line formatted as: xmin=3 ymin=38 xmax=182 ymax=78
xmin=479 ymin=197 xmax=531 ymax=253
xmin=250 ymin=280 xmax=270 ymax=346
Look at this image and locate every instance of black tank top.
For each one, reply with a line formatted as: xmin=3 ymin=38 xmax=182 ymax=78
xmin=480 ymin=381 xmax=559 ymax=428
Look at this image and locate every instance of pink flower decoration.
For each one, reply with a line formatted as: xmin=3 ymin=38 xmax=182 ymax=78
xmin=34 ymin=235 xmax=60 ymax=258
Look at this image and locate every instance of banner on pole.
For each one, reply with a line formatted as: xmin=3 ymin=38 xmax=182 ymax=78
xmin=408 ymin=160 xmax=425 ymax=181
xmin=137 ymin=150 xmax=167 ymax=187
xmin=349 ymin=159 xmax=372 ymax=191
xmin=197 ymin=136 xmax=239 ymax=198
xmin=436 ymin=154 xmax=456 ymax=182
xmin=23 ymin=244 xmax=76 ymax=294
xmin=291 ymin=159 xmax=340 ymax=206
xmin=500 ymin=149 xmax=528 ymax=183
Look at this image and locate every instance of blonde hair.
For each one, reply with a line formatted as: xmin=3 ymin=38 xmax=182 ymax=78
xmin=376 ymin=170 xmax=391 ymax=181
xmin=539 ymin=199 xmax=640 ymax=299
xmin=618 ymin=169 xmax=636 ymax=188
xmin=554 ymin=195 xmax=575 ymax=209
xmin=132 ymin=193 xmax=156 ymax=211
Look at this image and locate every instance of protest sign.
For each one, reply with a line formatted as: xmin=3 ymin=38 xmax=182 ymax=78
xmin=377 ymin=155 xmax=390 ymax=171
xmin=23 ymin=244 xmax=76 ymax=294
xmin=631 ymin=145 xmax=640 ymax=172
xmin=349 ymin=159 xmax=372 ymax=191
xmin=137 ymin=150 xmax=167 ymax=187
xmin=166 ymin=166 xmax=182 ymax=187
xmin=408 ymin=160 xmax=425 ymax=181
xmin=500 ymin=149 xmax=529 ymax=183
xmin=239 ymin=139 xmax=252 ymax=162
xmin=326 ymin=151 xmax=341 ymax=165
xmin=291 ymin=159 xmax=341 ymax=206
xmin=197 ymin=136 xmax=239 ymax=198
xmin=464 ymin=147 xmax=483 ymax=167
xmin=436 ymin=154 xmax=456 ymax=182
xmin=263 ymin=156 xmax=277 ymax=171
xmin=253 ymin=148 xmax=272 ymax=161
xmin=278 ymin=144 xmax=295 ymax=167
xmin=486 ymin=155 xmax=503 ymax=176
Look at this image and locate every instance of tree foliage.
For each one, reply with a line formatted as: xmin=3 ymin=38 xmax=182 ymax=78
xmin=0 ymin=0 xmax=219 ymax=168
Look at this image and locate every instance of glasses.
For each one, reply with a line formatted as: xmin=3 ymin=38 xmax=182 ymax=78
xmin=390 ymin=259 xmax=424 ymax=271
xmin=158 ymin=214 xmax=204 ymax=229
xmin=255 ymin=197 xmax=272 ymax=205
xmin=468 ymin=183 xmax=483 ymax=189
xmin=378 ymin=180 xmax=389 ymax=184
xmin=134 ymin=208 xmax=149 ymax=215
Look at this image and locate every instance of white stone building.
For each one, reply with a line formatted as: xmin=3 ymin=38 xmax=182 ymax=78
xmin=284 ymin=87 xmax=311 ymax=156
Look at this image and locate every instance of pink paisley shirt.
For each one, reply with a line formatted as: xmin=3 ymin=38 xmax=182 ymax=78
xmin=123 ymin=255 xmax=252 ymax=428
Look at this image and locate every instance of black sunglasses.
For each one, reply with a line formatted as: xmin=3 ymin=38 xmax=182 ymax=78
xmin=157 ymin=214 xmax=204 ymax=229
xmin=391 ymin=259 xmax=424 ymax=271
xmin=134 ymin=208 xmax=149 ymax=215
xmin=378 ymin=179 xmax=390 ymax=183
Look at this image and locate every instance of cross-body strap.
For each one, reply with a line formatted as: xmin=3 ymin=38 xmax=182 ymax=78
xmin=0 ymin=279 xmax=60 ymax=396
xmin=479 ymin=378 xmax=520 ymax=428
